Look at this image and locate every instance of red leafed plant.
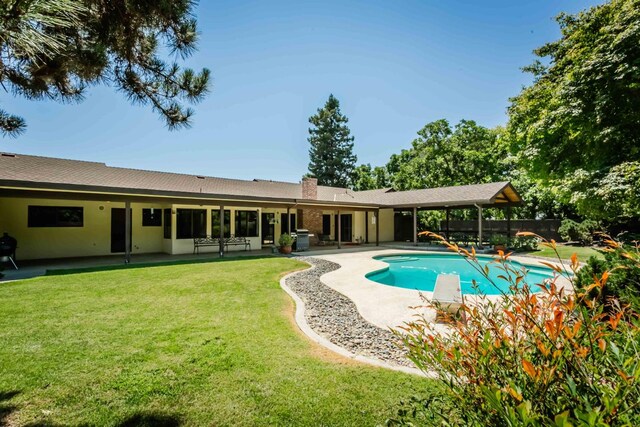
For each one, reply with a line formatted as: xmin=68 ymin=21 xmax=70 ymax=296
xmin=388 ymin=232 xmax=640 ymax=426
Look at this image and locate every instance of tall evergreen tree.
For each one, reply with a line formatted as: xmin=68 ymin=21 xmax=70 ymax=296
xmin=307 ymin=94 xmax=357 ymax=187
xmin=1 ymin=0 xmax=210 ymax=137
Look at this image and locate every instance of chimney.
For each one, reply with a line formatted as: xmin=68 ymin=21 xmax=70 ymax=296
xmin=302 ymin=177 xmax=318 ymax=200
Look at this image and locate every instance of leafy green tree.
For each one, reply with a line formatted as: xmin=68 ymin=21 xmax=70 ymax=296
xmin=1 ymin=0 xmax=210 ymax=137
xmin=307 ymin=94 xmax=357 ymax=188
xmin=350 ymin=164 xmax=376 ymax=191
xmin=388 ymin=119 xmax=507 ymax=191
xmin=372 ymin=166 xmax=391 ymax=188
xmin=578 ymin=162 xmax=640 ymax=221
xmin=507 ymin=0 xmax=640 ymax=220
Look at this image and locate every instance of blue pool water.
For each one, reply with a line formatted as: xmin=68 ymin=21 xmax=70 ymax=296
xmin=366 ymin=254 xmax=556 ymax=295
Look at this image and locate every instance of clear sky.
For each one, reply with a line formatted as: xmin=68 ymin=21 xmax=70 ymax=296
xmin=2 ymin=0 xmax=602 ymax=183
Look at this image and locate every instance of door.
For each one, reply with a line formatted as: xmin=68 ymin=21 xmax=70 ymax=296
xmin=280 ymin=213 xmax=296 ymax=235
xmin=111 ymin=208 xmax=132 ymax=253
xmin=261 ymin=213 xmax=275 ymax=245
xmin=394 ymin=210 xmax=414 ymax=242
xmin=334 ymin=214 xmax=352 ymax=242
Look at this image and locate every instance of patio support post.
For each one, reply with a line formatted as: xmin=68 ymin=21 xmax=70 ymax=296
xmin=375 ymin=208 xmax=380 ymax=246
xmin=445 ymin=207 xmax=450 ymax=240
xmin=413 ymin=207 xmax=418 ymax=246
xmin=337 ymin=210 xmax=342 ymax=249
xmin=477 ymin=204 xmax=483 ymax=247
xmin=124 ymin=201 xmax=131 ymax=264
xmin=365 ymin=211 xmax=369 ymax=244
xmin=507 ymin=205 xmax=512 ymax=247
xmin=219 ymin=205 xmax=224 ymax=258
xmin=286 ymin=207 xmax=291 ymax=234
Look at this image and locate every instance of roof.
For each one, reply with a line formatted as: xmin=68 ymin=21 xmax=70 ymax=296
xmin=0 ymin=153 xmax=521 ymax=208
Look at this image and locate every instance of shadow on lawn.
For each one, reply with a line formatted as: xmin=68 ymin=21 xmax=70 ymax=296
xmin=0 ymin=390 xmax=20 ymax=426
xmin=45 ymin=254 xmax=285 ymax=277
xmin=0 ymin=391 xmax=182 ymax=426
xmin=115 ymin=412 xmax=182 ymax=427
xmin=18 ymin=412 xmax=182 ymax=427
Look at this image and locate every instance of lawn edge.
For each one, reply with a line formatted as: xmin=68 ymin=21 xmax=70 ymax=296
xmin=279 ymin=258 xmax=425 ymax=377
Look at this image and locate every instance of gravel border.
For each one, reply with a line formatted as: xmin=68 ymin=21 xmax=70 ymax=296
xmin=282 ymin=256 xmax=421 ymax=373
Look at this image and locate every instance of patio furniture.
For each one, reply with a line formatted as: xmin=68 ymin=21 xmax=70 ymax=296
xmin=317 ymin=233 xmax=336 ymax=246
xmin=432 ymin=273 xmax=464 ymax=315
xmin=224 ymin=236 xmax=251 ymax=251
xmin=193 ymin=236 xmax=220 ymax=254
xmin=0 ymin=232 xmax=18 ymax=270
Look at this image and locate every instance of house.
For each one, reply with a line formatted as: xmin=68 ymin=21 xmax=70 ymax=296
xmin=0 ymin=152 xmax=522 ymax=261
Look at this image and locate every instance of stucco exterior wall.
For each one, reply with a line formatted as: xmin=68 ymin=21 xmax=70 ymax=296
xmin=0 ymin=194 xmax=395 ymax=260
xmin=378 ymin=208 xmax=395 ymax=242
xmin=0 ymin=197 xmax=166 ymax=260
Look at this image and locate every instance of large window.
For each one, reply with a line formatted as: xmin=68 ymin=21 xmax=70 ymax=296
xmin=235 ymin=210 xmax=258 ymax=237
xmin=28 ymin=206 xmax=83 ymax=227
xmin=176 ymin=209 xmax=206 ymax=239
xmin=142 ymin=208 xmax=162 ymax=226
xmin=163 ymin=209 xmax=172 ymax=238
xmin=211 ymin=209 xmax=231 ymax=238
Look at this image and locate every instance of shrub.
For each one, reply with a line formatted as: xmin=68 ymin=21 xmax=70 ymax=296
xmin=511 ymin=235 xmax=539 ymax=252
xmin=576 ymin=240 xmax=640 ymax=311
xmin=489 ymin=234 xmax=508 ymax=247
xmin=278 ymin=233 xmax=294 ymax=247
xmin=558 ymin=219 xmax=598 ymax=245
xmin=389 ymin=232 xmax=640 ymax=426
xmin=558 ymin=219 xmax=583 ymax=242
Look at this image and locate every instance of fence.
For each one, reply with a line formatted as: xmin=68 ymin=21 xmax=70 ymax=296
xmin=439 ymin=219 xmax=562 ymax=241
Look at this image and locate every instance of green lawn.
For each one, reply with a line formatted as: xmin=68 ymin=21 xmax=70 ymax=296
xmin=0 ymin=258 xmax=429 ymax=426
xmin=529 ymin=244 xmax=604 ymax=262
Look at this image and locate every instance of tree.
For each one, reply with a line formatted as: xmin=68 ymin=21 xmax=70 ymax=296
xmin=507 ymin=0 xmax=640 ymax=220
xmin=307 ymin=94 xmax=357 ymax=188
xmin=1 ymin=0 xmax=210 ymax=137
xmin=388 ymin=119 xmax=507 ymax=191
xmin=350 ymin=164 xmax=376 ymax=191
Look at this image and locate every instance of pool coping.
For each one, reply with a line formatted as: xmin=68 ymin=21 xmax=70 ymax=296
xmin=313 ymin=249 xmax=573 ymax=331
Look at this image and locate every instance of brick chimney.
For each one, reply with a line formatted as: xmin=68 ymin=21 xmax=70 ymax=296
xmin=302 ymin=177 xmax=318 ymax=200
xmin=299 ymin=177 xmax=322 ymax=245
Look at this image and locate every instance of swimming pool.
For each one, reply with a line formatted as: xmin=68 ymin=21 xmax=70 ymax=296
xmin=366 ymin=253 xmax=556 ymax=295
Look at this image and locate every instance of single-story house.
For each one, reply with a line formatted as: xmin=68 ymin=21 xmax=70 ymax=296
xmin=0 ymin=152 xmax=522 ymax=261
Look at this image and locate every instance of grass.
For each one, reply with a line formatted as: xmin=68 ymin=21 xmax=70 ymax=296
xmin=0 ymin=258 xmax=430 ymax=426
xmin=529 ymin=243 xmax=604 ymax=262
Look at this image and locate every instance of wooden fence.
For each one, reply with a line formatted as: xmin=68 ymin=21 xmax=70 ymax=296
xmin=439 ymin=219 xmax=562 ymax=241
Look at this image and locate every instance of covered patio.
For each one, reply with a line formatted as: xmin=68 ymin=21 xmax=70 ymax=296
xmin=386 ymin=181 xmax=522 ymax=247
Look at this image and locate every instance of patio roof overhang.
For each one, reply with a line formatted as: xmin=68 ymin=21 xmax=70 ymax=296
xmin=0 ymin=182 xmax=383 ymax=212
xmin=382 ymin=182 xmax=523 ymax=210
xmin=0 ymin=180 xmax=523 ymax=212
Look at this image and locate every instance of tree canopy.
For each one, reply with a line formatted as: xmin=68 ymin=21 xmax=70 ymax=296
xmin=307 ymin=94 xmax=357 ymax=188
xmin=386 ymin=119 xmax=508 ymax=191
xmin=1 ymin=0 xmax=210 ymax=137
xmin=507 ymin=0 xmax=640 ymax=220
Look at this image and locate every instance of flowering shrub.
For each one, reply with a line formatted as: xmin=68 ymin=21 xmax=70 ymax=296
xmin=389 ymin=232 xmax=640 ymax=426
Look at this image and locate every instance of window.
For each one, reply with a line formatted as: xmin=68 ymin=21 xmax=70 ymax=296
xmin=176 ymin=209 xmax=206 ymax=239
xmin=142 ymin=208 xmax=162 ymax=226
xmin=163 ymin=209 xmax=172 ymax=238
xmin=235 ymin=210 xmax=258 ymax=237
xmin=211 ymin=209 xmax=231 ymax=238
xmin=28 ymin=206 xmax=83 ymax=227
xmin=322 ymin=214 xmax=331 ymax=236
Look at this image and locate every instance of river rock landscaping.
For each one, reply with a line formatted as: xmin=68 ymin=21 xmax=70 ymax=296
xmin=284 ymin=256 xmax=412 ymax=368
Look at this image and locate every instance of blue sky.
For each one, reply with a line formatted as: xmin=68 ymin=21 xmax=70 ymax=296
xmin=2 ymin=0 xmax=602 ymax=182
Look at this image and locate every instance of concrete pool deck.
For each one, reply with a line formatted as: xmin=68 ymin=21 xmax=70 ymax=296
xmin=312 ymin=249 xmax=572 ymax=332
